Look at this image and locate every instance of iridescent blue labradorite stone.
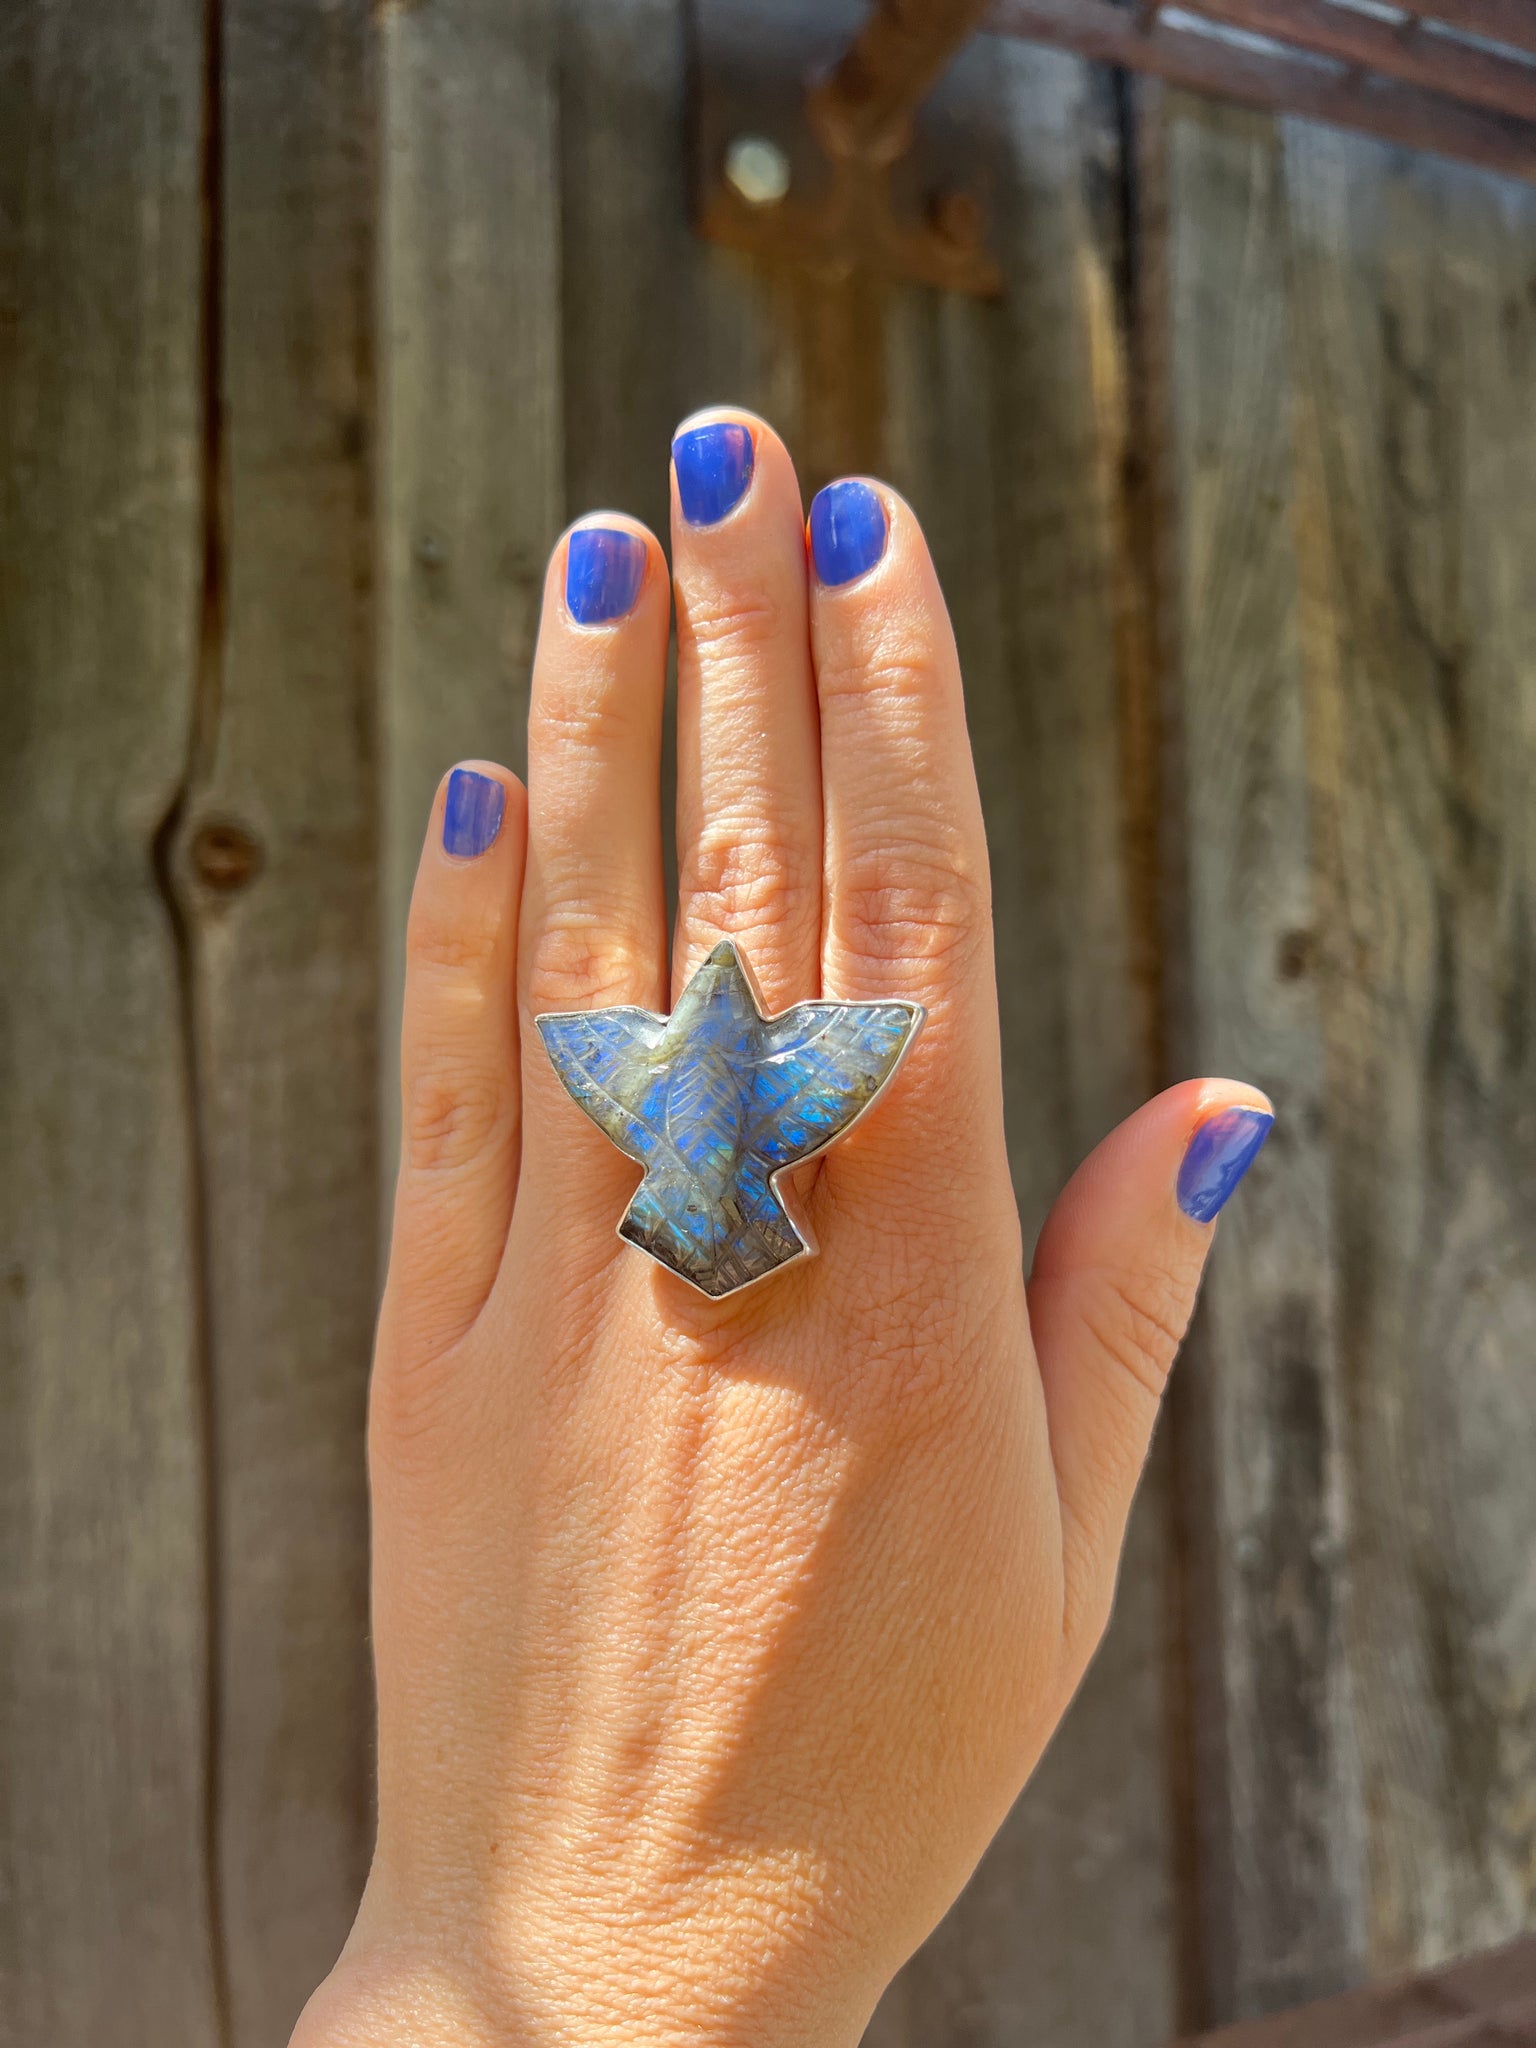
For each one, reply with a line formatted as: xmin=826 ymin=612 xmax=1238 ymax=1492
xmin=536 ymin=942 xmax=923 ymax=1297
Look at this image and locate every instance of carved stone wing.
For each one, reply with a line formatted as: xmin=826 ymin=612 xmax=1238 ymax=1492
xmin=747 ymin=1000 xmax=922 ymax=1169
xmin=534 ymin=1007 xmax=667 ymax=1166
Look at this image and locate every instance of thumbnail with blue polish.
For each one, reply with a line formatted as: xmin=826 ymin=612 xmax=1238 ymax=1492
xmin=810 ymin=479 xmax=887 ymax=587
xmin=674 ymin=422 xmax=754 ymax=526
xmin=567 ymin=527 xmax=646 ymax=624
xmin=1177 ymin=1106 xmax=1274 ymax=1223
xmin=537 ymin=942 xmax=921 ymax=1296
xmin=442 ymin=768 xmax=505 ymax=859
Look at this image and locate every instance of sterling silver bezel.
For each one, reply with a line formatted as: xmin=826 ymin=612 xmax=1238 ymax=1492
xmin=533 ymin=938 xmax=926 ymax=1299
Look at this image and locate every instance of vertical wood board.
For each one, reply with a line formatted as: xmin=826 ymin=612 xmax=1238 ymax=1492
xmin=1281 ymin=121 xmax=1536 ymax=1975
xmin=0 ymin=2 xmax=221 ymax=2041
xmin=378 ymin=0 xmax=563 ymax=1196
xmin=177 ymin=0 xmax=380 ymax=2036
xmin=1159 ymin=92 xmax=1369 ymax=2023
xmin=1163 ymin=86 xmax=1536 ymax=2025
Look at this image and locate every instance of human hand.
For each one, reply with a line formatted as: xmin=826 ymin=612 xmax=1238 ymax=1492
xmin=294 ymin=411 xmax=1271 ymax=2048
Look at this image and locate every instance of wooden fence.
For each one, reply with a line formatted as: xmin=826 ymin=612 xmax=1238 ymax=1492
xmin=2 ymin=2 xmax=1533 ymax=2044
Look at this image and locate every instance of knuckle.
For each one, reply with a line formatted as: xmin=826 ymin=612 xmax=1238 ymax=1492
xmin=405 ymin=1062 xmax=511 ymax=1174
xmin=834 ymin=838 xmax=990 ymax=975
xmin=816 ymin=629 xmax=938 ymax=708
xmin=680 ymin=819 xmax=818 ymax=938
xmin=407 ymin=895 xmax=508 ymax=977
xmin=528 ymin=678 xmax=637 ymax=755
xmin=1080 ymin=1262 xmax=1193 ymax=1405
xmin=679 ymin=582 xmax=785 ymax=662
xmin=526 ymin=913 xmax=649 ymax=1012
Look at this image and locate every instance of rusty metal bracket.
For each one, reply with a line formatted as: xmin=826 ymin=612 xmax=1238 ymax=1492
xmin=694 ymin=0 xmax=1004 ymax=297
xmin=695 ymin=0 xmax=1536 ymax=279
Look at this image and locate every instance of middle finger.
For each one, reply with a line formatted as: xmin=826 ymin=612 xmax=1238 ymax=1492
xmin=670 ymin=410 xmax=823 ymax=1011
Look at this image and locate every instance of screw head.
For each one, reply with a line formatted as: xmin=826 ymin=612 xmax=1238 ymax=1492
xmin=724 ymin=135 xmax=791 ymax=209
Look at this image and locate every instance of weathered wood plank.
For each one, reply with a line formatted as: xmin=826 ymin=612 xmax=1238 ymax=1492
xmin=0 ymin=3 xmax=221 ymax=2042
xmin=378 ymin=0 xmax=562 ymax=1183
xmin=1162 ymin=89 xmax=1536 ymax=2026
xmin=559 ymin=0 xmax=774 ymax=525
xmin=1280 ymin=122 xmax=1536 ymax=1978
xmin=165 ymin=1 xmax=379 ymax=2038
xmin=1158 ymin=92 xmax=1369 ymax=2022
xmin=868 ymin=41 xmax=1176 ymax=2048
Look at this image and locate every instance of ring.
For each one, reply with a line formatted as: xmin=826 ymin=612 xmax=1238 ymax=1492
xmin=536 ymin=941 xmax=924 ymax=1298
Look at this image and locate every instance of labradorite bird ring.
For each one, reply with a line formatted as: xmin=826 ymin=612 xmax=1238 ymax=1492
xmin=536 ymin=940 xmax=924 ymax=1299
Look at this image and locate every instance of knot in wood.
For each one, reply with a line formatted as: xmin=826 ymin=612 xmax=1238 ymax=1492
xmin=191 ymin=818 xmax=263 ymax=893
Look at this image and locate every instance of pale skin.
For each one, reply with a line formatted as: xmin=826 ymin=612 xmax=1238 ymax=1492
xmin=292 ymin=411 xmax=1271 ymax=2048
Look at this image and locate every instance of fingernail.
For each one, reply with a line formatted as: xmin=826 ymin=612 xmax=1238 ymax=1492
xmin=673 ymin=421 xmax=754 ymax=527
xmin=809 ymin=479 xmax=888 ymax=587
xmin=566 ymin=527 xmax=646 ymax=625
xmin=442 ymin=768 xmax=506 ymax=860
xmin=1177 ymin=1106 xmax=1274 ymax=1223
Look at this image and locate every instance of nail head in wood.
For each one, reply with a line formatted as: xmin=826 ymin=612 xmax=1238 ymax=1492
xmin=723 ymin=134 xmax=792 ymax=206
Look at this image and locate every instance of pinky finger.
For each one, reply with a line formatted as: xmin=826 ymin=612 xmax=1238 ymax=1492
xmin=381 ymin=762 xmax=528 ymax=1371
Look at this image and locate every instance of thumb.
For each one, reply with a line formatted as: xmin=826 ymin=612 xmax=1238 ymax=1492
xmin=1027 ymin=1079 xmax=1273 ymax=1654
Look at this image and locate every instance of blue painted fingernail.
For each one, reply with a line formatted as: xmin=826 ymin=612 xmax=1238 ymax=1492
xmin=566 ymin=527 xmax=646 ymax=624
xmin=673 ymin=421 xmax=754 ymax=527
xmin=809 ymin=479 xmax=888 ymax=587
xmin=442 ymin=768 xmax=506 ymax=859
xmin=1177 ymin=1106 xmax=1274 ymax=1223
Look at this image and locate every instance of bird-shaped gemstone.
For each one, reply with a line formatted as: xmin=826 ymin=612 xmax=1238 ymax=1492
xmin=536 ymin=941 xmax=923 ymax=1296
